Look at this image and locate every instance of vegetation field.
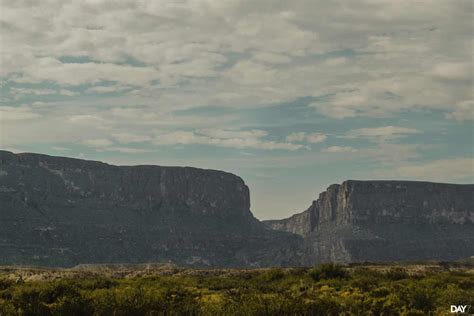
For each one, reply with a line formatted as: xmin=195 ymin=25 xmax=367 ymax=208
xmin=0 ymin=262 xmax=473 ymax=315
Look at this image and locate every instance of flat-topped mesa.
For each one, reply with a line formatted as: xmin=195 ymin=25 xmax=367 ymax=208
xmin=0 ymin=150 xmax=253 ymax=220
xmin=317 ymin=180 xmax=474 ymax=227
xmin=2 ymin=150 xmax=473 ymax=266
xmin=0 ymin=150 xmax=302 ymax=268
xmin=265 ymin=180 xmax=474 ymax=264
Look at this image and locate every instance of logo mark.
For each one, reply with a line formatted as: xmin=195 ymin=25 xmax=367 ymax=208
xmin=451 ymin=305 xmax=471 ymax=314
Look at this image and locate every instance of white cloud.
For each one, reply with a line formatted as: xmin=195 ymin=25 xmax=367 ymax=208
xmin=103 ymin=146 xmax=152 ymax=154
xmin=253 ymin=52 xmax=292 ymax=64
xmin=9 ymin=88 xmax=78 ymax=99
xmin=0 ymin=0 xmax=471 ymax=122
xmin=15 ymin=58 xmax=158 ymax=86
xmin=0 ymin=106 xmax=41 ymax=121
xmin=286 ymin=132 xmax=306 ymax=142
xmin=199 ymin=129 xmax=268 ymax=139
xmin=51 ymin=146 xmax=69 ymax=151
xmin=112 ymin=132 xmax=152 ymax=144
xmin=306 ymin=133 xmax=327 ymax=144
xmin=374 ymin=157 xmax=474 ymax=183
xmin=345 ymin=126 xmax=421 ymax=141
xmin=80 ymin=139 xmax=150 ymax=153
xmin=361 ymin=143 xmax=420 ymax=164
xmin=320 ymin=143 xmax=421 ymax=164
xmin=86 ymin=85 xmax=131 ymax=94
xmin=310 ymin=67 xmax=472 ymax=119
xmin=431 ymin=62 xmax=472 ymax=80
xmin=447 ymin=100 xmax=474 ymax=121
xmin=10 ymin=88 xmax=56 ymax=96
xmin=59 ymin=89 xmax=78 ymax=96
xmin=81 ymin=138 xmax=113 ymax=148
xmin=322 ymin=146 xmax=357 ymax=153
xmin=322 ymin=57 xmax=347 ymax=67
xmin=286 ymin=132 xmax=327 ymax=143
xmin=68 ymin=114 xmax=107 ymax=125
xmin=153 ymin=129 xmax=303 ymax=151
xmin=225 ymin=60 xmax=277 ymax=85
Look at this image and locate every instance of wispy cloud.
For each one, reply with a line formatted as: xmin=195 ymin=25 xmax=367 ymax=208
xmin=286 ymin=132 xmax=327 ymax=144
xmin=81 ymin=138 xmax=113 ymax=148
xmin=322 ymin=146 xmax=357 ymax=153
xmin=0 ymin=106 xmax=41 ymax=121
xmin=153 ymin=130 xmax=304 ymax=151
xmin=344 ymin=126 xmax=421 ymax=142
xmin=374 ymin=157 xmax=474 ymax=183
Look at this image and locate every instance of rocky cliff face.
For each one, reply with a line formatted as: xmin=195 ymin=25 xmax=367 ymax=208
xmin=1 ymin=150 xmax=472 ymax=267
xmin=0 ymin=150 xmax=302 ymax=268
xmin=265 ymin=180 xmax=474 ymax=264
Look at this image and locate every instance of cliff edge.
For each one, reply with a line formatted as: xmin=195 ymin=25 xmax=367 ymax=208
xmin=265 ymin=180 xmax=474 ymax=264
xmin=0 ymin=150 xmax=302 ymax=267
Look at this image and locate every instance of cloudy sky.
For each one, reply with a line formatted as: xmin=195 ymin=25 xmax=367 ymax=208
xmin=1 ymin=0 xmax=473 ymax=219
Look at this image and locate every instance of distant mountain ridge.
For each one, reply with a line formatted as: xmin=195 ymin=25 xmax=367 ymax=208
xmin=0 ymin=150 xmax=473 ymax=267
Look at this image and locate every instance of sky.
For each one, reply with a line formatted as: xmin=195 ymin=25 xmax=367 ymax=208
xmin=0 ymin=0 xmax=473 ymax=220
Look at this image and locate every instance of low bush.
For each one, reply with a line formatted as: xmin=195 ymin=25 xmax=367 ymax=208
xmin=309 ymin=263 xmax=349 ymax=281
xmin=384 ymin=267 xmax=409 ymax=280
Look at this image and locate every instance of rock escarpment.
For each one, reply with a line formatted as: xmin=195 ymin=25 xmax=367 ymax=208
xmin=1 ymin=150 xmax=472 ymax=267
xmin=265 ymin=180 xmax=474 ymax=264
xmin=0 ymin=150 xmax=302 ymax=267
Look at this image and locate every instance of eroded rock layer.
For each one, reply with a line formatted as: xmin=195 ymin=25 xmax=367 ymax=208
xmin=0 ymin=150 xmax=301 ymax=267
xmin=1 ymin=150 xmax=472 ymax=267
xmin=265 ymin=180 xmax=474 ymax=264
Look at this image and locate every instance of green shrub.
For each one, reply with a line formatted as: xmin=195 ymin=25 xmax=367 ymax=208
xmin=384 ymin=267 xmax=409 ymax=280
xmin=309 ymin=263 xmax=349 ymax=281
xmin=260 ymin=269 xmax=285 ymax=282
xmin=218 ymin=290 xmax=307 ymax=315
xmin=0 ymin=278 xmax=15 ymax=291
xmin=350 ymin=273 xmax=382 ymax=291
xmin=0 ymin=298 xmax=16 ymax=316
